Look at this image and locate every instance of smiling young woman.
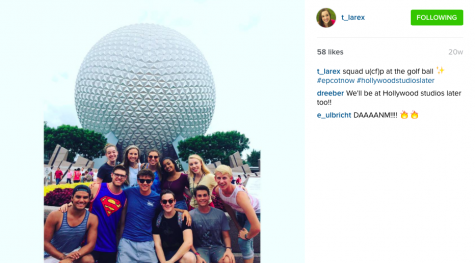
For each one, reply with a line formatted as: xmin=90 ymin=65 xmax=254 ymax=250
xmin=96 ymin=144 xmax=118 ymax=184
xmin=187 ymin=154 xmax=217 ymax=209
xmin=141 ymin=149 xmax=162 ymax=195
xmin=159 ymin=157 xmax=190 ymax=210
xmin=318 ymin=8 xmax=336 ymax=28
xmin=121 ymin=145 xmax=141 ymax=188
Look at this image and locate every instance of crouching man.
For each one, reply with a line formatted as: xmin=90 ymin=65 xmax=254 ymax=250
xmin=44 ymin=185 xmax=99 ymax=263
xmin=190 ymin=185 xmax=235 ymax=263
xmin=153 ymin=190 xmax=196 ymax=263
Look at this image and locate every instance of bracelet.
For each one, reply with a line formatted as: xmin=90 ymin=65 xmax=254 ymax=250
xmin=194 ymin=252 xmax=200 ymax=256
xmin=245 ymin=234 xmax=250 ymax=240
xmin=226 ymin=247 xmax=232 ymax=250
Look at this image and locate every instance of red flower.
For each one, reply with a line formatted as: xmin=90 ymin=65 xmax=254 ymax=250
xmin=44 ymin=188 xmax=75 ymax=206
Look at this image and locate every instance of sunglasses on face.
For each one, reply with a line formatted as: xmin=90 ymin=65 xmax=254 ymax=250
xmin=113 ymin=173 xmax=126 ymax=178
xmin=138 ymin=179 xmax=152 ymax=184
xmin=161 ymin=199 xmax=174 ymax=204
xmin=148 ymin=156 xmax=159 ymax=159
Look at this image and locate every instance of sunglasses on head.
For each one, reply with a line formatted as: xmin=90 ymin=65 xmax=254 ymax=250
xmin=138 ymin=179 xmax=152 ymax=184
xmin=161 ymin=199 xmax=174 ymax=204
xmin=113 ymin=173 xmax=126 ymax=178
xmin=148 ymin=155 xmax=159 ymax=159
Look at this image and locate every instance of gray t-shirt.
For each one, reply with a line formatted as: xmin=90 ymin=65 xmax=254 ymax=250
xmin=190 ymin=207 xmax=230 ymax=247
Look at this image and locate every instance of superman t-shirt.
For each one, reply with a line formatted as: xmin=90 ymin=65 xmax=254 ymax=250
xmin=90 ymin=183 xmax=127 ymax=252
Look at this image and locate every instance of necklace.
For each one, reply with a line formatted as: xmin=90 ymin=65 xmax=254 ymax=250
xmin=190 ymin=173 xmax=204 ymax=198
xmin=167 ymin=180 xmax=174 ymax=189
xmin=167 ymin=173 xmax=180 ymax=189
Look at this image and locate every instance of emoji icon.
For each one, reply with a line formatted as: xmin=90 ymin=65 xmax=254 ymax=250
xmin=437 ymin=66 xmax=444 ymax=74
xmin=411 ymin=111 xmax=418 ymax=119
xmin=401 ymin=111 xmax=408 ymax=119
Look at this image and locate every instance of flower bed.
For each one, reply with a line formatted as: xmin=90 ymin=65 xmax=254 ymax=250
xmin=44 ymin=182 xmax=93 ymax=207
xmin=44 ymin=182 xmax=92 ymax=196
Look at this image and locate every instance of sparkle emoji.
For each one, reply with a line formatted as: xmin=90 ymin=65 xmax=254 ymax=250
xmin=437 ymin=66 xmax=444 ymax=74
xmin=401 ymin=111 xmax=408 ymax=119
xmin=411 ymin=111 xmax=418 ymax=119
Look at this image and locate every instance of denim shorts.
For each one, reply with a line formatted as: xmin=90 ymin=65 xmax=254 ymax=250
xmin=117 ymin=238 xmax=157 ymax=263
xmin=236 ymin=212 xmax=261 ymax=260
xmin=174 ymin=199 xmax=188 ymax=210
xmin=196 ymin=246 xmax=226 ymax=263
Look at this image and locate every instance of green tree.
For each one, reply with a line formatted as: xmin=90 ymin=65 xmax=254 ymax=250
xmin=44 ymin=123 xmax=107 ymax=161
xmin=177 ymin=131 xmax=250 ymax=165
xmin=44 ymin=122 xmax=56 ymax=159
xmin=246 ymin=149 xmax=260 ymax=167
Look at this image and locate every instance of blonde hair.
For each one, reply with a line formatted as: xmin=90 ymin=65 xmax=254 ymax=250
xmin=187 ymin=154 xmax=212 ymax=178
xmin=214 ymin=165 xmax=233 ymax=178
xmin=104 ymin=143 xmax=117 ymax=153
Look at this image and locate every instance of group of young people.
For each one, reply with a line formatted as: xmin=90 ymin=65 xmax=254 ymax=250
xmin=44 ymin=144 xmax=261 ymax=263
xmin=54 ymin=167 xmax=94 ymax=184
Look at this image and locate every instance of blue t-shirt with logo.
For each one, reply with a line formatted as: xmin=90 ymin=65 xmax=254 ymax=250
xmin=122 ymin=187 xmax=161 ymax=242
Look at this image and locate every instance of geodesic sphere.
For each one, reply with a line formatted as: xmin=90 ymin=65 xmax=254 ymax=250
xmin=75 ymin=24 xmax=215 ymax=157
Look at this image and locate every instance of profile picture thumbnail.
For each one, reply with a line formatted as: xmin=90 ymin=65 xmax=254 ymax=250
xmin=317 ymin=8 xmax=336 ymax=28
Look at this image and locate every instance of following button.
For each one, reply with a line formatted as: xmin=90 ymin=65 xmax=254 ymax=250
xmin=411 ymin=10 xmax=463 ymax=26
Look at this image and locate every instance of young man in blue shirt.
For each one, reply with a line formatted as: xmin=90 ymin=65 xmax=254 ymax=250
xmin=117 ymin=169 xmax=191 ymax=263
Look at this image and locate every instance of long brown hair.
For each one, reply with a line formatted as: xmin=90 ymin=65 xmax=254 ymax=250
xmin=121 ymin=145 xmax=140 ymax=185
xmin=144 ymin=149 xmax=162 ymax=181
xmin=318 ymin=8 xmax=334 ymax=27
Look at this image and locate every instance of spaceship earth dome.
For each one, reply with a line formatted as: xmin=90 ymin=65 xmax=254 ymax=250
xmin=75 ymin=24 xmax=215 ymax=158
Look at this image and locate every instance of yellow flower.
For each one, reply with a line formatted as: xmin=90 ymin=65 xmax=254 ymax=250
xmin=44 ymin=182 xmax=93 ymax=196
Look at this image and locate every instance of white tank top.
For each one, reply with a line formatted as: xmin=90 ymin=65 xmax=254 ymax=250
xmin=219 ymin=186 xmax=260 ymax=213
xmin=128 ymin=164 xmax=140 ymax=187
